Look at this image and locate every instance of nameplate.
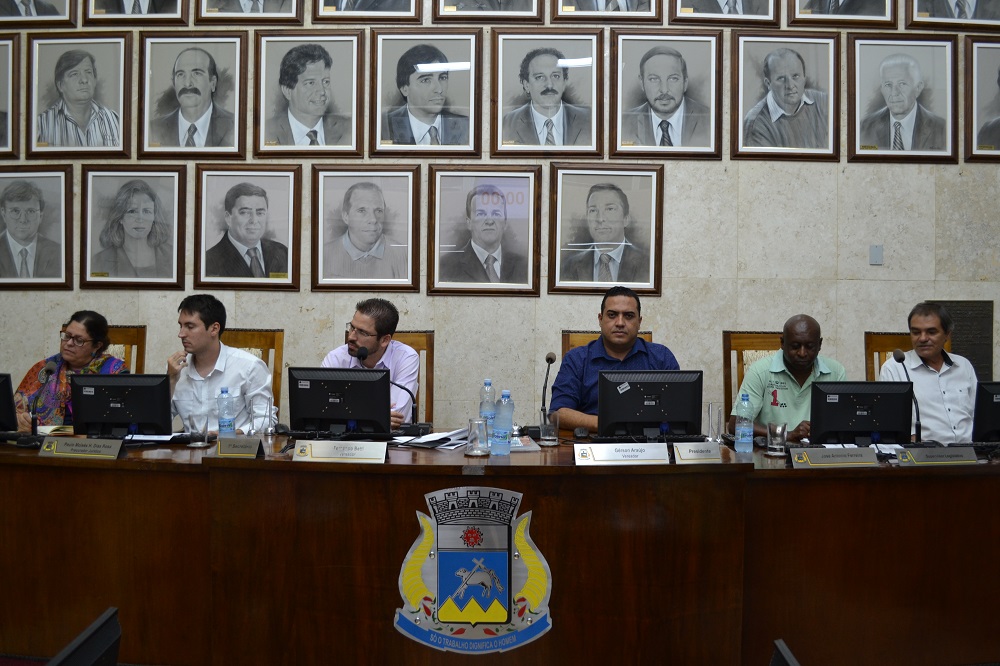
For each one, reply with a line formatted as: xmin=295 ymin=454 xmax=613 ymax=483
xmin=673 ymin=441 xmax=722 ymax=465
xmin=213 ymin=437 xmax=263 ymax=459
xmin=897 ymin=447 xmax=977 ymax=466
xmin=39 ymin=437 xmax=124 ymax=459
xmin=790 ymin=447 xmax=879 ymax=468
xmin=293 ymin=440 xmax=387 ymax=464
xmin=573 ymin=443 xmax=669 ymax=465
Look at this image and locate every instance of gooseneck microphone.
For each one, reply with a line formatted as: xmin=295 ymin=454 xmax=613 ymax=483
xmin=356 ymin=345 xmax=426 ymax=434
xmin=893 ymin=349 xmax=921 ymax=443
xmin=540 ymin=352 xmax=557 ymax=416
xmin=31 ymin=360 xmax=59 ymax=437
xmin=391 ymin=380 xmax=419 ymax=427
xmin=356 ymin=346 xmax=369 ymax=363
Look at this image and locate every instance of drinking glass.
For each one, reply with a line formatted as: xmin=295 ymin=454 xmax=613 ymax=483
xmin=706 ymin=402 xmax=724 ymax=442
xmin=466 ymin=418 xmax=490 ymax=457
xmin=539 ymin=411 xmax=559 ymax=446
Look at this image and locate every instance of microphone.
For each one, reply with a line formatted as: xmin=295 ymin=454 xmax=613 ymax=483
xmin=31 ymin=360 xmax=59 ymax=437
xmin=893 ymin=349 xmax=921 ymax=443
xmin=540 ymin=352 xmax=557 ymax=416
xmin=355 ymin=346 xmax=369 ymax=363
xmin=390 ymin=380 xmax=419 ymax=428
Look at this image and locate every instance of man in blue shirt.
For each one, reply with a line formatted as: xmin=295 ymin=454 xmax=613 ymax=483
xmin=548 ymin=286 xmax=679 ymax=432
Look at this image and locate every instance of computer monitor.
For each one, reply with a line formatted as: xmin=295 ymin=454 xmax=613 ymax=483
xmin=288 ymin=367 xmax=391 ymax=435
xmin=0 ymin=373 xmax=16 ymax=430
xmin=972 ymin=382 xmax=1000 ymax=442
xmin=810 ymin=381 xmax=913 ymax=445
xmin=48 ymin=606 xmax=120 ymax=666
xmin=597 ymin=370 xmax=703 ymax=438
xmin=71 ymin=374 xmax=172 ymax=438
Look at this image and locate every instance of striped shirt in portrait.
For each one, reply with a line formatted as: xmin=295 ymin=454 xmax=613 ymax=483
xmin=36 ymin=99 xmax=121 ymax=148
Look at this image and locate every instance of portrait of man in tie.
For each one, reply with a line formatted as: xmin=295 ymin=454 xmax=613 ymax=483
xmin=969 ymin=40 xmax=1000 ymax=157
xmin=89 ymin=0 xmax=180 ymax=17
xmin=914 ymin=0 xmax=1000 ymax=23
xmin=317 ymin=0 xmax=412 ymax=15
xmin=142 ymin=36 xmax=244 ymax=156
xmin=553 ymin=0 xmax=656 ymax=18
xmin=670 ymin=0 xmax=775 ymax=22
xmin=200 ymin=0 xmax=295 ymax=18
xmin=0 ymin=0 xmax=66 ymax=20
xmin=0 ymin=171 xmax=68 ymax=285
xmin=794 ymin=0 xmax=888 ymax=19
xmin=0 ymin=40 xmax=11 ymax=153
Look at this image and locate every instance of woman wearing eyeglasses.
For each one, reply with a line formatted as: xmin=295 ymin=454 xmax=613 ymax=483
xmin=14 ymin=310 xmax=128 ymax=431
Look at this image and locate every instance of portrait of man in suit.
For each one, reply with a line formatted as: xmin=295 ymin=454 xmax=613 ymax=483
xmin=35 ymin=49 xmax=121 ymax=149
xmin=321 ymin=0 xmax=409 ymax=11
xmin=439 ymin=183 xmax=528 ymax=285
xmin=0 ymin=0 xmax=61 ymax=17
xmin=620 ymin=45 xmax=710 ymax=149
xmin=798 ymin=0 xmax=885 ymax=16
xmin=265 ymin=43 xmax=349 ymax=148
xmin=322 ymin=181 xmax=408 ymax=281
xmin=859 ymin=52 xmax=946 ymax=151
xmin=205 ymin=182 xmax=288 ymax=279
xmin=148 ymin=47 xmax=236 ymax=150
xmin=502 ymin=47 xmax=592 ymax=147
xmin=381 ymin=44 xmax=470 ymax=147
xmin=204 ymin=0 xmax=291 ymax=14
xmin=93 ymin=0 xmax=178 ymax=15
xmin=560 ymin=183 xmax=650 ymax=284
xmin=0 ymin=180 xmax=61 ymax=279
xmin=560 ymin=0 xmax=649 ymax=10
xmin=679 ymin=0 xmax=770 ymax=15
xmin=917 ymin=0 xmax=1000 ymax=20
xmin=742 ymin=47 xmax=829 ymax=150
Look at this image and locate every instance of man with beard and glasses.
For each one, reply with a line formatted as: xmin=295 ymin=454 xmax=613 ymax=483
xmin=742 ymin=47 xmax=829 ymax=149
xmin=620 ymin=46 xmax=710 ymax=148
xmin=149 ymin=47 xmax=235 ymax=149
xmin=502 ymin=47 xmax=592 ymax=146
xmin=36 ymin=50 xmax=121 ymax=148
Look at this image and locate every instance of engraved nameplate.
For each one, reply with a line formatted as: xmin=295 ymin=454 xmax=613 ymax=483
xmin=293 ymin=440 xmax=387 ymax=464
xmin=39 ymin=437 xmax=124 ymax=459
xmin=213 ymin=437 xmax=264 ymax=459
xmin=789 ymin=447 xmax=879 ymax=469
xmin=897 ymin=447 xmax=977 ymax=466
xmin=573 ymin=442 xmax=669 ymax=465
xmin=674 ymin=441 xmax=722 ymax=464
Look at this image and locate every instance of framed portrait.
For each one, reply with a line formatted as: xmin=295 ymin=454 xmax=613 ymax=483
xmin=732 ymin=32 xmax=839 ymax=160
xmin=906 ymin=0 xmax=1000 ymax=29
xmin=195 ymin=165 xmax=301 ymax=291
xmin=669 ymin=0 xmax=778 ymax=26
xmin=311 ymin=165 xmax=419 ymax=292
xmin=0 ymin=35 xmax=18 ymax=159
xmin=27 ymin=33 xmax=131 ymax=159
xmin=433 ymin=0 xmax=541 ymax=22
xmin=612 ymin=30 xmax=721 ymax=159
xmin=789 ymin=0 xmax=893 ymax=25
xmin=80 ymin=165 xmax=185 ymax=289
xmin=848 ymin=34 xmax=957 ymax=164
xmin=0 ymin=0 xmax=73 ymax=26
xmin=196 ymin=0 xmax=301 ymax=23
xmin=255 ymin=31 xmax=363 ymax=158
xmin=966 ymin=36 xmax=1000 ymax=161
xmin=428 ymin=165 xmax=541 ymax=296
xmin=84 ymin=0 xmax=188 ymax=26
xmin=549 ymin=163 xmax=663 ymax=295
xmin=552 ymin=0 xmax=661 ymax=22
xmin=314 ymin=0 xmax=418 ymax=23
xmin=0 ymin=166 xmax=71 ymax=290
xmin=492 ymin=30 xmax=602 ymax=157
xmin=371 ymin=29 xmax=480 ymax=156
xmin=139 ymin=33 xmax=247 ymax=159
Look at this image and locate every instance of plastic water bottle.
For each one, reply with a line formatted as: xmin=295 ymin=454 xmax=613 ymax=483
xmin=479 ymin=379 xmax=496 ymax=428
xmin=735 ymin=393 xmax=754 ymax=453
xmin=491 ymin=390 xmax=514 ymax=456
xmin=217 ymin=387 xmax=236 ymax=435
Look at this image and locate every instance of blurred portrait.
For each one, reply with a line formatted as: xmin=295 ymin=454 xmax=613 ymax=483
xmin=0 ymin=168 xmax=69 ymax=288
xmin=0 ymin=0 xmax=70 ymax=21
xmin=553 ymin=0 xmax=659 ymax=20
xmin=0 ymin=37 xmax=14 ymax=154
xmin=316 ymin=0 xmax=414 ymax=18
xmin=968 ymin=39 xmax=1000 ymax=159
xmin=433 ymin=0 xmax=537 ymax=20
xmin=87 ymin=0 xmax=185 ymax=21
xmin=199 ymin=0 xmax=298 ymax=20
xmin=670 ymin=0 xmax=777 ymax=24
xmin=792 ymin=0 xmax=890 ymax=22
xmin=909 ymin=0 xmax=1000 ymax=27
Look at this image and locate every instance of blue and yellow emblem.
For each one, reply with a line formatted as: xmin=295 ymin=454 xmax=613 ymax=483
xmin=394 ymin=487 xmax=552 ymax=653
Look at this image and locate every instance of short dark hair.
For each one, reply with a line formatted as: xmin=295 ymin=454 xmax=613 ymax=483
xmin=638 ymin=46 xmax=687 ymax=80
xmin=465 ymin=184 xmax=507 ymax=220
xmin=173 ymin=48 xmax=219 ymax=82
xmin=278 ymin=44 xmax=332 ymax=91
xmin=356 ymin=298 xmax=399 ymax=338
xmin=100 ymin=180 xmax=170 ymax=250
xmin=224 ymin=183 xmax=268 ymax=214
xmin=763 ymin=48 xmax=806 ymax=82
xmin=908 ymin=302 xmax=953 ymax=335
xmin=519 ymin=47 xmax=567 ymax=83
xmin=586 ymin=183 xmax=630 ymax=217
xmin=395 ymin=44 xmax=448 ymax=92
xmin=55 ymin=50 xmax=97 ymax=87
xmin=179 ymin=294 xmax=227 ymax=336
xmin=600 ymin=286 xmax=641 ymax=316
xmin=65 ymin=310 xmax=110 ymax=355
xmin=0 ymin=180 xmax=45 ymax=212
xmin=341 ymin=181 xmax=384 ymax=216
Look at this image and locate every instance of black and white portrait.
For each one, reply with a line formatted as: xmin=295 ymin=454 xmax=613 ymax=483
xmin=670 ymin=0 xmax=777 ymax=24
xmin=553 ymin=0 xmax=659 ymax=20
xmin=0 ymin=168 xmax=69 ymax=288
xmin=315 ymin=0 xmax=414 ymax=18
xmin=433 ymin=0 xmax=537 ymax=20
xmin=967 ymin=38 xmax=1000 ymax=159
xmin=87 ymin=0 xmax=185 ymax=21
xmin=909 ymin=0 xmax=1000 ymax=27
xmin=0 ymin=0 xmax=70 ymax=22
xmin=199 ymin=0 xmax=299 ymax=20
xmin=792 ymin=0 xmax=890 ymax=22
xmin=0 ymin=38 xmax=14 ymax=154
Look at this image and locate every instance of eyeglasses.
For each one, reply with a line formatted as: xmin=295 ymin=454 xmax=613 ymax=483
xmin=345 ymin=322 xmax=378 ymax=339
xmin=3 ymin=207 xmax=40 ymax=218
xmin=59 ymin=332 xmax=94 ymax=347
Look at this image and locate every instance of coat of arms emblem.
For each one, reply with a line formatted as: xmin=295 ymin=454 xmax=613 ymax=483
xmin=394 ymin=487 xmax=552 ymax=653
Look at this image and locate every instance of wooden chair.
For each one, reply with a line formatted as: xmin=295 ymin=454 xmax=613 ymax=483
xmin=223 ymin=328 xmax=284 ymax=410
xmin=561 ymin=330 xmax=653 ymax=356
xmin=106 ymin=325 xmax=147 ymax=374
xmin=340 ymin=330 xmax=435 ymax=424
xmin=722 ymin=331 xmax=782 ymax=410
xmin=864 ymin=331 xmax=951 ymax=381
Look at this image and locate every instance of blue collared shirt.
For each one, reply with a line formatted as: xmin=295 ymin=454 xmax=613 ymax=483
xmin=549 ymin=336 xmax=680 ymax=415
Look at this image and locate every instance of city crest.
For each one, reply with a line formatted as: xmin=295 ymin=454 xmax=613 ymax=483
xmin=394 ymin=487 xmax=552 ymax=653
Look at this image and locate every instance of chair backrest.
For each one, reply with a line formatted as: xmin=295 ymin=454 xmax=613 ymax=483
xmin=722 ymin=330 xmax=782 ymax=409
xmin=223 ymin=328 xmax=284 ymax=410
xmin=561 ymin=330 xmax=653 ymax=356
xmin=864 ymin=331 xmax=951 ymax=381
xmin=340 ymin=330 xmax=435 ymax=424
xmin=106 ymin=325 xmax=146 ymax=374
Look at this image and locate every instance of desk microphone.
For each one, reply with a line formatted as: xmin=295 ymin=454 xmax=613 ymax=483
xmin=540 ymin=352 xmax=557 ymax=419
xmin=356 ymin=346 xmax=369 ymax=362
xmin=893 ymin=349 xmax=921 ymax=443
xmin=358 ymin=345 xmax=428 ymax=435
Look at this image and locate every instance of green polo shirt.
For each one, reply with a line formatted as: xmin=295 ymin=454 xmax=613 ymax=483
xmin=731 ymin=352 xmax=847 ymax=427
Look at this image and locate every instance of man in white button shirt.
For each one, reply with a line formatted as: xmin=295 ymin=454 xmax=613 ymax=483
xmin=0 ymin=180 xmax=61 ymax=279
xmin=381 ymin=44 xmax=469 ymax=146
xmin=148 ymin=47 xmax=235 ymax=149
xmin=205 ymin=182 xmax=288 ymax=278
xmin=859 ymin=53 xmax=945 ymax=151
xmin=265 ymin=44 xmax=349 ymax=148
xmin=559 ymin=183 xmax=649 ymax=284
xmin=502 ymin=47 xmax=592 ymax=147
xmin=879 ymin=302 xmax=977 ymax=444
xmin=439 ymin=183 xmax=529 ymax=285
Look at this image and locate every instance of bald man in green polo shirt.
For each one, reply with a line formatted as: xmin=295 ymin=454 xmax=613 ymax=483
xmin=728 ymin=314 xmax=846 ymax=443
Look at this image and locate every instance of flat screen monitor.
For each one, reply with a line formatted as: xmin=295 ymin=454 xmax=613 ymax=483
xmin=597 ymin=370 xmax=703 ymax=438
xmin=288 ymin=367 xmax=391 ymax=435
xmin=48 ymin=606 xmax=120 ymax=666
xmin=810 ymin=381 xmax=913 ymax=445
xmin=0 ymin=373 xmax=16 ymax=430
xmin=972 ymin=382 xmax=1000 ymax=442
xmin=71 ymin=374 xmax=172 ymax=438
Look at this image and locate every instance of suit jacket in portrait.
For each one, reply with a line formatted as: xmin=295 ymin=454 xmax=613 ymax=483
xmin=445 ymin=0 xmax=531 ymax=8
xmin=560 ymin=243 xmax=649 ymax=283
xmin=438 ymin=241 xmax=529 ymax=284
xmin=148 ymin=105 xmax=236 ymax=149
xmin=683 ymin=0 xmax=769 ymax=13
xmin=917 ymin=0 xmax=1000 ymax=18
xmin=0 ymin=0 xmax=60 ymax=15
xmin=381 ymin=105 xmax=470 ymax=146
xmin=560 ymin=0 xmax=650 ymax=9
xmin=321 ymin=0 xmax=410 ymax=10
xmin=501 ymin=102 xmax=592 ymax=146
xmin=977 ymin=116 xmax=1000 ymax=149
xmin=859 ymin=104 xmax=947 ymax=151
xmin=265 ymin=112 xmax=350 ymax=147
xmin=93 ymin=0 xmax=177 ymax=12
xmin=205 ymin=233 xmax=288 ymax=278
xmin=0 ymin=232 xmax=61 ymax=279
xmin=801 ymin=0 xmax=884 ymax=14
xmin=619 ymin=98 xmax=711 ymax=148
xmin=206 ymin=0 xmax=290 ymax=11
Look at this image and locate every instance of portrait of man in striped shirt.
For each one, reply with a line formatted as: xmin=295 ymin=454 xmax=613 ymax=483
xmin=36 ymin=49 xmax=121 ymax=148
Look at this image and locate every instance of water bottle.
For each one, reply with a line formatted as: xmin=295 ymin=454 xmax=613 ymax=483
xmin=479 ymin=379 xmax=496 ymax=428
xmin=735 ymin=393 xmax=754 ymax=453
xmin=217 ymin=386 xmax=236 ymax=435
xmin=491 ymin=390 xmax=514 ymax=456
